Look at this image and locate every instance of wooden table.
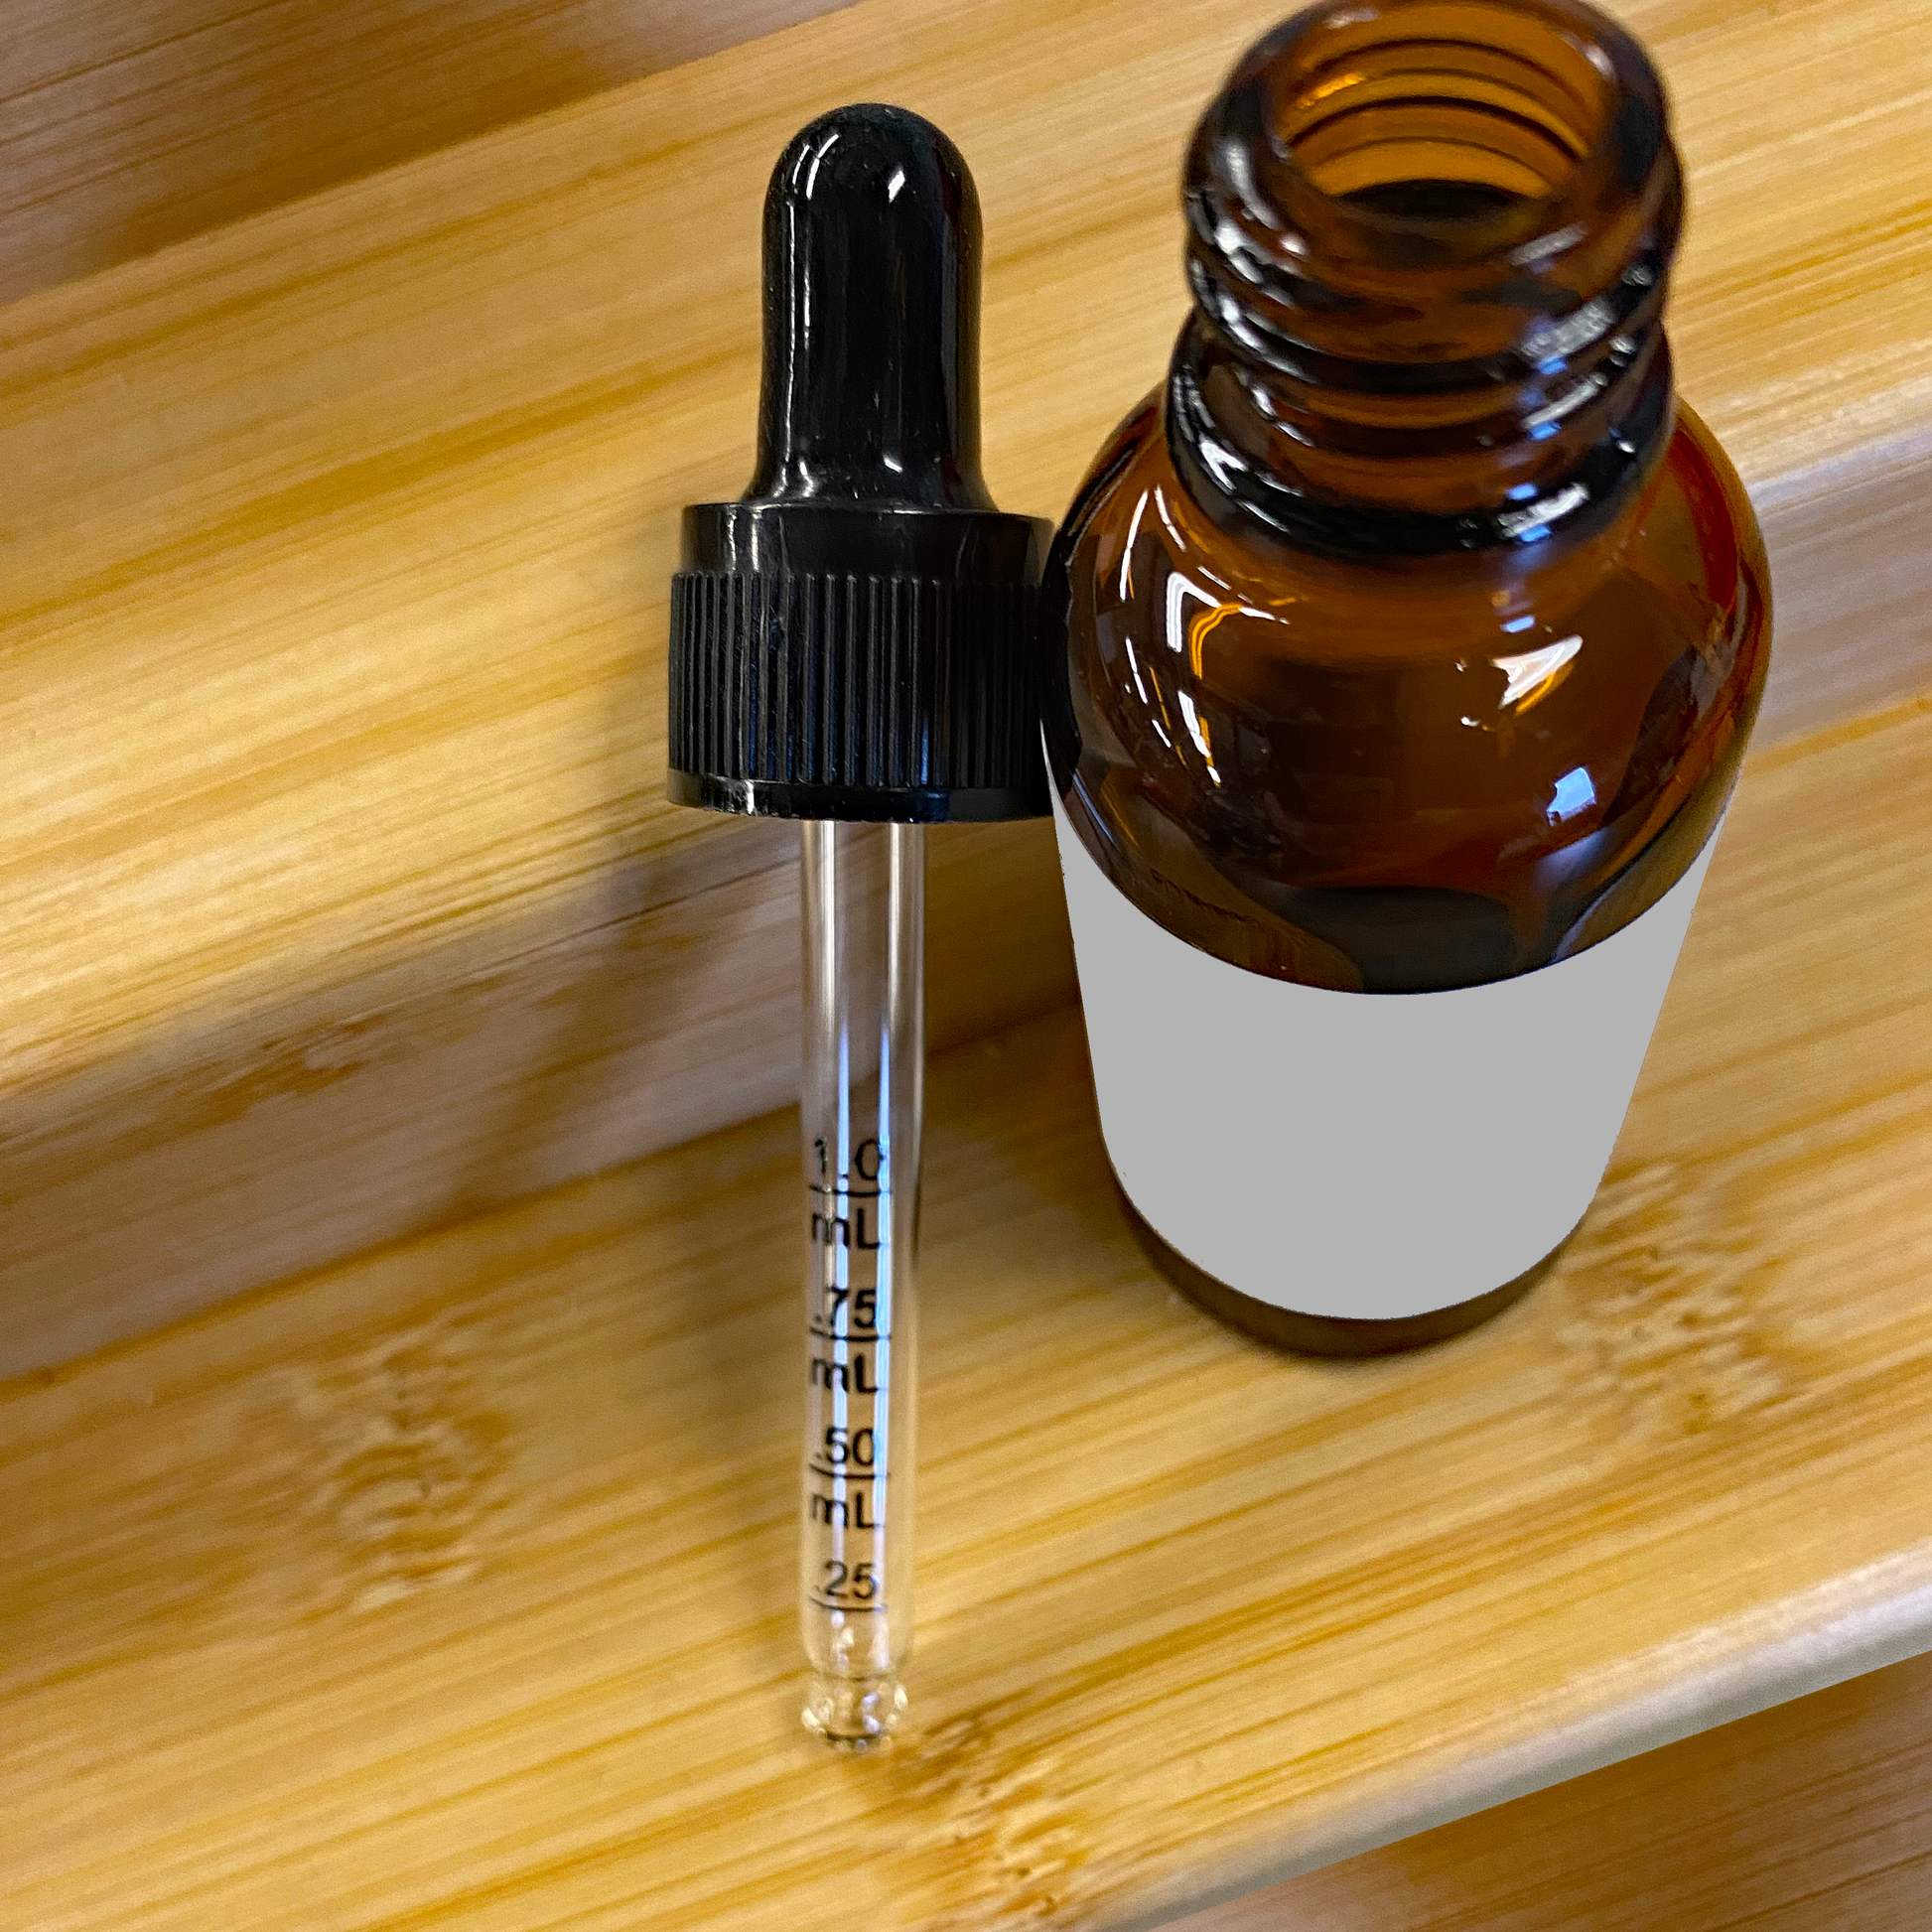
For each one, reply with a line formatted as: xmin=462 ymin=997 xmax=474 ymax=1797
xmin=6 ymin=0 xmax=1932 ymax=1923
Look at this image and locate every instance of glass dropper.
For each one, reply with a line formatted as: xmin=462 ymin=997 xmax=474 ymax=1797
xmin=665 ymin=102 xmax=1049 ymax=1744
xmin=797 ymin=820 xmax=922 ymax=1742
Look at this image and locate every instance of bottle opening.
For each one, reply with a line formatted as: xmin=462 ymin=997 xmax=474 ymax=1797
xmin=1175 ymin=0 xmax=1680 ymax=545
xmin=1209 ymin=0 xmax=1668 ymax=273
xmin=1276 ymin=4 xmax=1606 ymax=223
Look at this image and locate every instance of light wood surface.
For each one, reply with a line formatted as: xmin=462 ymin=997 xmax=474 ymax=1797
xmin=1178 ymin=1651 xmax=1932 ymax=1931
xmin=0 ymin=0 xmax=856 ymax=303
xmin=7 ymin=0 xmax=1932 ymax=1376
xmin=9 ymin=690 xmax=1932 ymax=1930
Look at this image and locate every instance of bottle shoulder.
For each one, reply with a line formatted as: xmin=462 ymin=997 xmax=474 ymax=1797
xmin=1044 ymin=392 xmax=1770 ymax=990
xmin=1058 ymin=387 xmax=1765 ymax=662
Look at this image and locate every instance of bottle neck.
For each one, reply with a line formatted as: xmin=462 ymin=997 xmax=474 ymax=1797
xmin=1171 ymin=0 xmax=1683 ymax=562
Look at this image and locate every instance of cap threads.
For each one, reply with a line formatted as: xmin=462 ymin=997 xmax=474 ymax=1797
xmin=668 ymin=567 xmax=1043 ymax=821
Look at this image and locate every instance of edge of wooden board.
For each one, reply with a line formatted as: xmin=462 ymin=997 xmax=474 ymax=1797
xmin=1167 ymin=1651 xmax=1932 ymax=1931
xmin=1116 ymin=1552 xmax=1932 ymax=1929
xmin=0 ymin=0 xmax=863 ymax=305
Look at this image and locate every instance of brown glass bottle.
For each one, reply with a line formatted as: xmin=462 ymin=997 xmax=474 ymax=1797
xmin=1042 ymin=0 xmax=1770 ymax=1354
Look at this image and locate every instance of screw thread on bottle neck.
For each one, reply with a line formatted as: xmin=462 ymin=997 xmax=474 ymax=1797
xmin=1173 ymin=0 xmax=1683 ymax=558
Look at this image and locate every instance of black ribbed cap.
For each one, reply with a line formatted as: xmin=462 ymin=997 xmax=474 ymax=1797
xmin=667 ymin=104 xmax=1050 ymax=823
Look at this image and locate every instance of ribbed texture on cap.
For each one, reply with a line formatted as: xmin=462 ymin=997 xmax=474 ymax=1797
xmin=669 ymin=569 xmax=1040 ymax=800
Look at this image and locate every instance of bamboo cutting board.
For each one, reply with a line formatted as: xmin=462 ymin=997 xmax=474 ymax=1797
xmin=8 ymin=690 xmax=1932 ymax=1929
xmin=9 ymin=0 xmax=1932 ymax=1920
xmin=5 ymin=0 xmax=1932 ymax=1379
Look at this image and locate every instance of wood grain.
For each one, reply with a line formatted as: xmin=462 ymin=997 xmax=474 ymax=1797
xmin=1176 ymin=1651 xmax=1932 ymax=1931
xmin=0 ymin=812 xmax=1073 ymax=1376
xmin=7 ymin=0 xmax=1932 ymax=1377
xmin=0 ymin=0 xmax=857 ymax=304
xmin=7 ymin=690 xmax=1932 ymax=1930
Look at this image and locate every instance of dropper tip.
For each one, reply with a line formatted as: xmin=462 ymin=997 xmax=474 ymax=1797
xmin=803 ymin=1670 xmax=907 ymax=1749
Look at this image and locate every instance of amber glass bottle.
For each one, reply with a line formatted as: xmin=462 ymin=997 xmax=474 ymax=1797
xmin=1042 ymin=0 xmax=1770 ymax=1354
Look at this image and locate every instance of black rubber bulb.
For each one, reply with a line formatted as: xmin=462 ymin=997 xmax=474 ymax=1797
xmin=669 ymin=102 xmax=1048 ymax=822
xmin=747 ymin=104 xmax=995 ymax=511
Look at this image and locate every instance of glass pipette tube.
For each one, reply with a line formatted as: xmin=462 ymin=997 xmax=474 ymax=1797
xmin=798 ymin=820 xmax=923 ymax=1745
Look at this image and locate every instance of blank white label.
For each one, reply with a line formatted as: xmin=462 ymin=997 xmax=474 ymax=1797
xmin=1051 ymin=790 xmax=1720 ymax=1319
